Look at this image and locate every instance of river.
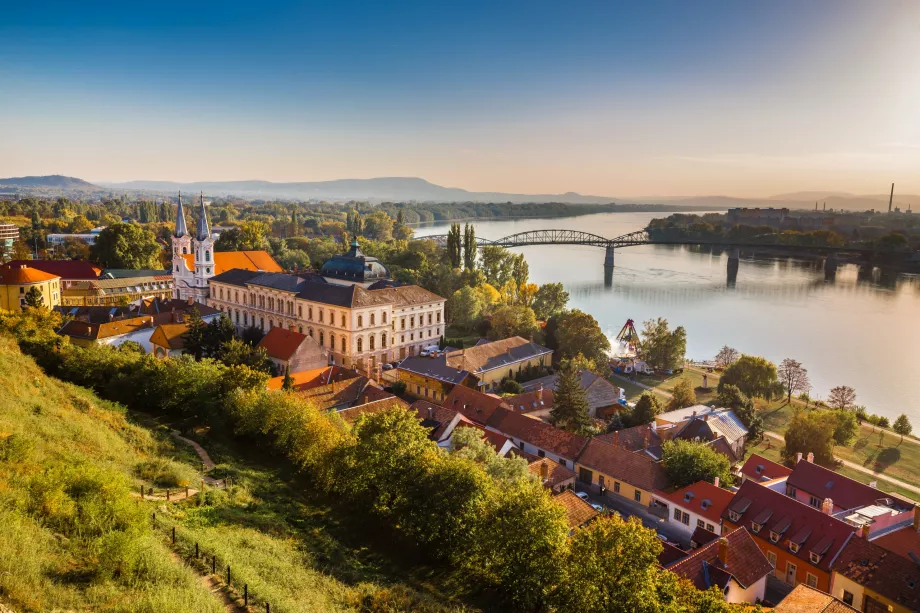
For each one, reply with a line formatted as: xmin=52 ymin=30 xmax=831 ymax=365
xmin=414 ymin=211 xmax=920 ymax=423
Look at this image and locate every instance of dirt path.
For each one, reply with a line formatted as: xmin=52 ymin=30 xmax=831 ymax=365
xmin=169 ymin=550 xmax=241 ymax=612
xmin=131 ymin=488 xmax=199 ymax=502
xmin=171 ymin=431 xmax=226 ymax=487
xmin=763 ymin=431 xmax=920 ymax=497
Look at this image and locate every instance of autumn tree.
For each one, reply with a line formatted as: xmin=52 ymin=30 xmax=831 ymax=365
xmin=713 ymin=345 xmax=740 ymax=369
xmin=778 ymin=358 xmax=811 ymax=403
xmin=668 ymin=377 xmax=697 ymax=410
xmin=894 ymin=414 xmax=913 ymax=446
xmin=555 ymin=309 xmax=611 ymax=366
xmin=641 ymin=317 xmax=686 ymax=371
xmin=828 ymin=385 xmax=856 ymax=410
xmin=532 ymin=282 xmax=569 ymax=320
xmin=488 ymin=305 xmax=539 ymax=340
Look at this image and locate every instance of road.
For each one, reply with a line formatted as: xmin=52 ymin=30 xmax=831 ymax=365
xmin=763 ymin=431 xmax=920 ymax=498
xmin=574 ymin=484 xmax=690 ymax=548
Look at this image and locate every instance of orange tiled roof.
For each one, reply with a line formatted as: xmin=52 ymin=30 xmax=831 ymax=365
xmin=3 ymin=259 xmax=100 ymax=280
xmin=774 ymin=584 xmax=856 ymax=612
xmin=657 ymin=480 xmax=735 ymax=525
xmin=554 ymin=490 xmax=599 ymax=529
xmin=258 ymin=327 xmax=309 ymax=361
xmin=181 ymin=250 xmax=282 ymax=275
xmin=336 ymin=396 xmax=410 ymax=424
xmin=149 ymin=323 xmax=189 ymax=350
xmin=266 ymin=365 xmax=358 ymax=391
xmin=0 ymin=264 xmax=60 ymax=284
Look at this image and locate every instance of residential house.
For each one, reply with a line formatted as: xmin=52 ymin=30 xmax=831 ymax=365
xmin=554 ymin=490 xmax=599 ymax=531
xmin=0 ymin=264 xmax=61 ymax=311
xmin=774 ymin=584 xmax=857 ymax=613
xmin=444 ymin=336 xmax=552 ymax=393
xmin=257 ymin=326 xmax=328 ymax=374
xmin=574 ymin=438 xmax=671 ymax=507
xmin=869 ymin=510 xmax=920 ymax=562
xmin=528 ymin=456 xmax=577 ymax=493
xmin=61 ymin=273 xmax=174 ymax=306
xmin=664 ymin=528 xmax=773 ymax=605
xmin=830 ymin=532 xmax=920 ymax=613
xmin=502 ymin=387 xmax=554 ymax=420
xmin=721 ymin=480 xmax=856 ymax=592
xmin=149 ymin=322 xmax=189 ymax=358
xmin=784 ymin=455 xmax=915 ymax=537
xmin=410 ymin=400 xmax=466 ymax=448
xmin=658 ymin=480 xmax=735 ymax=539
xmin=485 ymin=406 xmax=588 ymax=469
xmin=740 ymin=454 xmax=793 ymax=485
xmin=442 ymin=384 xmax=509 ymax=426
xmin=654 ymin=405 xmax=749 ymax=463
xmin=396 ymin=354 xmax=472 ymax=403
xmin=521 ymin=370 xmax=625 ymax=417
xmin=2 ymin=259 xmax=101 ymax=290
xmin=596 ymin=423 xmax=665 ymax=460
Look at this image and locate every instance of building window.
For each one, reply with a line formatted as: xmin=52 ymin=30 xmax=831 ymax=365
xmin=319 ymin=331 xmax=324 ymax=346
xmin=558 ymin=459 xmax=566 ymax=467
xmin=330 ymin=334 xmax=335 ymax=352
xmin=706 ymin=523 xmax=715 ymax=532
xmin=357 ymin=337 xmax=363 ymax=352
xmin=299 ymin=326 xmax=303 ymax=334
xmin=381 ymin=332 xmax=387 ymax=348
xmin=805 ymin=573 xmax=818 ymax=588
xmin=634 ymin=489 xmax=642 ymax=503
xmin=674 ymin=508 xmax=681 ymax=521
xmin=786 ymin=562 xmax=798 ymax=586
xmin=752 ymin=522 xmax=762 ymax=534
xmin=410 ymin=316 xmax=415 ymax=328
xmin=437 ymin=327 xmax=440 ymax=335
xmin=842 ymin=591 xmax=854 ymax=606
xmin=319 ymin=310 xmax=324 ymax=323
xmin=298 ymin=305 xmax=302 ymax=317
xmin=244 ymin=313 xmax=248 ymax=325
xmin=206 ymin=268 xmax=211 ymax=274
xmin=260 ymin=317 xmax=265 ymax=330
xmin=770 ymin=531 xmax=780 ymax=543
xmin=358 ymin=315 xmax=363 ymax=328
xmin=789 ymin=543 xmax=800 ymax=554
xmin=428 ymin=313 xmax=432 ymax=325
xmin=728 ymin=510 xmax=741 ymax=522
xmin=370 ymin=313 xmax=375 ymax=326
xmin=614 ymin=481 xmax=620 ymax=494
xmin=401 ymin=318 xmax=405 ymax=330
xmin=308 ymin=328 xmax=313 ymax=338
xmin=219 ymin=288 xmax=224 ymax=300
xmin=697 ymin=519 xmax=705 ymax=528
xmin=767 ymin=551 xmax=777 ymax=569
xmin=341 ymin=314 xmax=346 ymax=327
xmin=369 ymin=336 xmax=375 ymax=351
xmin=680 ymin=511 xmax=689 ymax=525
xmin=808 ymin=496 xmax=821 ymax=508
xmin=382 ymin=312 xmax=387 ymax=324
xmin=410 ymin=333 xmax=414 ymax=341
xmin=205 ymin=250 xmax=210 ymax=262
xmin=437 ymin=312 xmax=441 ymax=323
xmin=309 ymin=307 xmax=313 ymax=320
xmin=786 ymin=486 xmax=797 ymax=497
xmin=809 ymin=552 xmax=821 ymax=565
xmin=341 ymin=337 xmax=346 ymax=352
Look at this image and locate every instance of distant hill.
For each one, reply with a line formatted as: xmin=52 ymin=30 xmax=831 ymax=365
xmin=0 ymin=175 xmax=102 ymax=190
xmin=100 ymin=176 xmax=621 ymax=204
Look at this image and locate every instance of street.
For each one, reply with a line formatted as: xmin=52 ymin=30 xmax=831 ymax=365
xmin=574 ymin=484 xmax=691 ymax=549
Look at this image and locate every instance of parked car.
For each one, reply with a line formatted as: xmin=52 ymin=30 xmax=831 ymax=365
xmin=381 ymin=364 xmax=394 ymax=371
xmin=591 ymin=503 xmax=604 ymax=512
xmin=576 ymin=491 xmax=590 ymax=502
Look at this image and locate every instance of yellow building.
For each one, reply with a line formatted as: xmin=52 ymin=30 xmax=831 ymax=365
xmin=573 ymin=438 xmax=670 ymax=508
xmin=0 ymin=264 xmax=61 ymax=311
xmin=830 ymin=533 xmax=920 ymax=613
xmin=61 ymin=275 xmax=174 ymax=307
xmin=445 ymin=336 xmax=553 ymax=393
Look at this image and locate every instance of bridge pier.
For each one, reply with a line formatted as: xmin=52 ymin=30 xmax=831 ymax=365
xmin=727 ymin=248 xmax=740 ymax=282
xmin=604 ymin=245 xmax=615 ymax=269
xmin=824 ymin=252 xmax=838 ymax=280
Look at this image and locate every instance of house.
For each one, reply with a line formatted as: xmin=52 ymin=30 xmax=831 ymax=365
xmin=596 ymin=423 xmax=665 ymax=460
xmin=443 ymin=384 xmax=509 ymax=425
xmin=60 ymin=274 xmax=174 ymax=306
xmin=869 ymin=510 xmax=920 ymax=562
xmin=740 ymin=453 xmax=793 ymax=485
xmin=553 ymin=490 xmax=599 ymax=531
xmin=670 ymin=408 xmax=749 ymax=462
xmin=528 ymin=456 xmax=577 ymax=493
xmin=0 ymin=264 xmax=61 ymax=311
xmin=410 ymin=400 xmax=466 ymax=447
xmin=2 ymin=259 xmax=101 ymax=288
xmin=257 ymin=326 xmax=328 ymax=374
xmin=664 ymin=528 xmax=773 ymax=605
xmin=774 ymin=584 xmax=858 ymax=612
xmin=485 ymin=406 xmax=588 ymax=468
xmin=149 ymin=322 xmax=189 ymax=358
xmin=658 ymin=480 xmax=735 ymax=538
xmin=784 ymin=455 xmax=914 ymax=537
xmin=444 ymin=336 xmax=552 ymax=393
xmin=721 ymin=480 xmax=856 ymax=592
xmin=521 ymin=370 xmax=625 ymax=417
xmin=502 ymin=387 xmax=554 ymax=420
xmin=691 ymin=525 xmax=722 ymax=549
xmin=830 ymin=532 xmax=920 ymax=613
xmin=396 ymin=354 xmax=472 ymax=403
xmin=574 ymin=438 xmax=671 ymax=508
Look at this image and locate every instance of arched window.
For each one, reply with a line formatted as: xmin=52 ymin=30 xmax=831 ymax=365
xmin=381 ymin=332 xmax=387 ymax=348
xmin=329 ymin=333 xmax=335 ymax=352
xmin=260 ymin=317 xmax=265 ymax=330
xmin=182 ymin=246 xmax=188 ymax=254
xmin=269 ymin=320 xmax=274 ymax=329
xmin=319 ymin=331 xmax=324 ymax=346
xmin=175 ymin=265 xmax=179 ymax=272
xmin=308 ymin=327 xmax=314 ymax=338
xmin=341 ymin=314 xmax=346 ymax=327
xmin=358 ymin=315 xmax=363 ymax=328
xmin=308 ymin=307 xmax=313 ymax=320
xmin=369 ymin=335 xmax=375 ymax=351
xmin=341 ymin=337 xmax=346 ymax=352
xmin=382 ymin=312 xmax=387 ymax=324
xmin=235 ymin=291 xmax=239 ymax=303
xmin=298 ymin=305 xmax=302 ymax=317
xmin=298 ymin=326 xmax=303 ymax=334
xmin=370 ymin=313 xmax=375 ymax=326
xmin=357 ymin=337 xmax=363 ymax=353
xmin=244 ymin=313 xmax=248 ymax=326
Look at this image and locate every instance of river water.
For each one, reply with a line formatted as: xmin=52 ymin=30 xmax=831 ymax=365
xmin=414 ymin=212 xmax=920 ymax=422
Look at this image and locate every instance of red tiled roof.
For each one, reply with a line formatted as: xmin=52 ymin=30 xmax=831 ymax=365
xmin=596 ymin=424 xmax=662 ymax=453
xmin=658 ymin=481 xmax=735 ymax=525
xmin=258 ymin=327 xmax=310 ymax=361
xmin=833 ymin=535 xmax=920 ymax=611
xmin=554 ymin=490 xmax=599 ymax=529
xmin=786 ymin=459 xmax=913 ymax=512
xmin=691 ymin=526 xmax=721 ymax=548
xmin=721 ymin=480 xmax=855 ymax=573
xmin=504 ymin=389 xmax=554 ymax=413
xmin=336 ymin=396 xmax=410 ymax=423
xmin=486 ymin=407 xmax=589 ymax=460
xmin=741 ymin=453 xmax=793 ymax=483
xmin=528 ymin=457 xmax=577 ymax=490
xmin=658 ymin=541 xmax=689 ymax=567
xmin=576 ymin=438 xmax=671 ymax=492
xmin=443 ymin=385 xmax=509 ymax=425
xmin=666 ymin=527 xmax=773 ymax=591
xmin=149 ymin=323 xmax=189 ymax=350
xmin=3 ymin=259 xmax=101 ymax=280
xmin=870 ymin=524 xmax=920 ymax=562
xmin=706 ymin=435 xmax=741 ymax=463
xmin=266 ymin=365 xmax=358 ymax=391
xmin=774 ymin=584 xmax=857 ymax=613
xmin=410 ymin=400 xmax=460 ymax=442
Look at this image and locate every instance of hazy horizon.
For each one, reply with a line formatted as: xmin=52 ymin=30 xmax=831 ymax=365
xmin=3 ymin=0 xmax=919 ymax=197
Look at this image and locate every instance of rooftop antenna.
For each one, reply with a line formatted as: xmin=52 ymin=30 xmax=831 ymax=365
xmin=888 ymin=183 xmax=895 ymax=213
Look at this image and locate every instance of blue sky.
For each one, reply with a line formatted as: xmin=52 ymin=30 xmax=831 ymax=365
xmin=2 ymin=0 xmax=919 ymax=196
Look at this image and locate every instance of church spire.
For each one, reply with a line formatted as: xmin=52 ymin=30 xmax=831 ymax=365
xmin=174 ymin=191 xmax=189 ymax=238
xmin=195 ymin=191 xmax=211 ymax=241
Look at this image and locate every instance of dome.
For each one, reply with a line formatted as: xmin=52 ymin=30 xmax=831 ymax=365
xmin=320 ymin=239 xmax=390 ymax=283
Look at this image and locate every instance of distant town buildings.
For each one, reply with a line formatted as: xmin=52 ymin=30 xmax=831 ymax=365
xmin=0 ymin=222 xmax=20 ymax=251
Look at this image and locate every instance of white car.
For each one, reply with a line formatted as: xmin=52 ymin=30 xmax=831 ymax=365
xmin=576 ymin=491 xmax=590 ymax=502
xmin=591 ymin=503 xmax=604 ymax=512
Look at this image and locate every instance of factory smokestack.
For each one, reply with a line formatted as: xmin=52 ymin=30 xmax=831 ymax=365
xmin=888 ymin=183 xmax=895 ymax=213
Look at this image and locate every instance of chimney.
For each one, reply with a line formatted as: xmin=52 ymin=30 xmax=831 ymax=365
xmin=704 ymin=413 xmax=709 ymax=422
xmin=913 ymin=506 xmax=920 ymax=532
xmin=718 ymin=538 xmax=729 ymax=567
xmin=540 ymin=460 xmax=549 ymax=481
xmin=692 ymin=410 xmax=697 ymax=419
xmin=714 ymin=476 xmax=720 ymax=488
xmin=796 ymin=452 xmax=803 ymax=464
xmin=613 ymin=431 xmax=619 ymax=447
xmin=822 ymin=498 xmax=834 ymax=515
xmin=807 ymin=452 xmax=814 ymax=463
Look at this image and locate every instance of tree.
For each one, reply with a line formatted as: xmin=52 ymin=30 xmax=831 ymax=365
xmin=488 ymin=305 xmax=539 ymax=340
xmin=778 ymin=358 xmax=810 ymax=403
xmin=447 ymin=286 xmax=483 ymax=331
xmin=833 ymin=409 xmax=858 ymax=446
xmin=282 ymin=365 xmax=294 ymax=390
xmin=532 ymin=283 xmax=569 ymax=320
xmin=661 ymin=439 xmax=733 ymax=488
xmin=555 ymin=309 xmax=611 ymax=366
xmin=89 ymin=223 xmax=160 ymax=269
xmin=363 ymin=211 xmax=394 ymax=241
xmin=182 ymin=309 xmax=208 ymax=361
xmin=668 ymin=378 xmax=697 ymax=410
xmin=629 ymin=393 xmax=661 ymax=426
xmin=204 ymin=314 xmax=236 ymax=357
xmin=783 ymin=410 xmax=837 ymax=466
xmin=894 ymin=414 xmax=913 ymax=445
xmin=462 ymin=223 xmax=476 ymax=270
xmin=480 ymin=245 xmax=515 ymax=287
xmin=641 ymin=318 xmax=687 ymax=372
xmin=216 ymin=338 xmax=273 ymax=373
xmin=828 ymin=385 xmax=856 ymax=410
xmin=718 ymin=355 xmax=778 ymax=399
xmin=474 ymin=283 xmax=501 ymax=315
xmin=445 ymin=223 xmax=462 ymax=268
xmin=713 ymin=345 xmax=740 ymax=369
xmin=500 ymin=378 xmax=524 ymax=394
xmin=23 ymin=286 xmax=45 ymax=309
xmin=450 ymin=426 xmax=530 ymax=484
xmin=549 ymin=363 xmax=594 ymax=436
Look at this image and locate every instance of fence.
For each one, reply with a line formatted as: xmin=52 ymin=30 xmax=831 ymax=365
xmin=137 ymin=478 xmax=228 ymax=502
xmin=152 ymin=511 xmax=274 ymax=612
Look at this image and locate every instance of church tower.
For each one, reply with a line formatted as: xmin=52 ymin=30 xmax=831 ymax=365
xmin=192 ymin=192 xmax=214 ymax=292
xmin=171 ymin=192 xmax=192 ymax=268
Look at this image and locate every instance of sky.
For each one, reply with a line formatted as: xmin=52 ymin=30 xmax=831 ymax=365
xmin=2 ymin=0 xmax=919 ymax=198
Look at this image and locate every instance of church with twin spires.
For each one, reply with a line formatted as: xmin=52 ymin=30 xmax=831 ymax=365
xmin=171 ymin=192 xmax=282 ymax=302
